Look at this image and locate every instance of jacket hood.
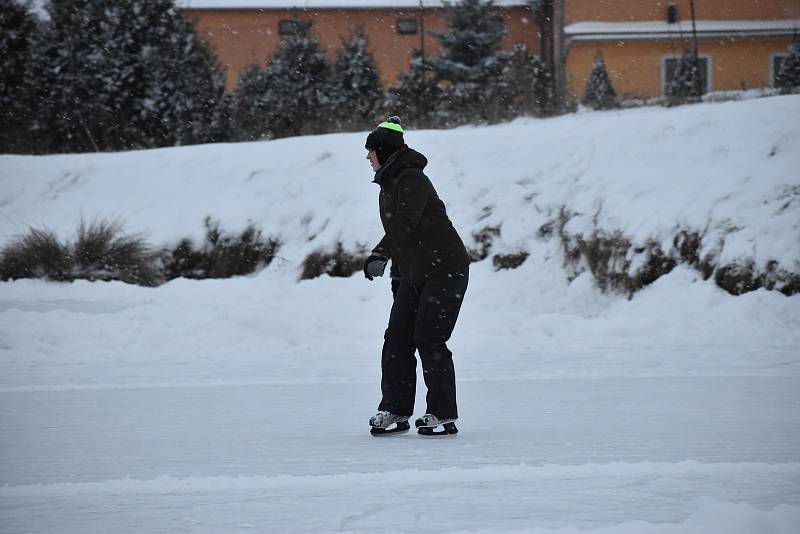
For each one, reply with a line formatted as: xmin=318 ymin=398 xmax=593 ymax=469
xmin=373 ymin=146 xmax=428 ymax=186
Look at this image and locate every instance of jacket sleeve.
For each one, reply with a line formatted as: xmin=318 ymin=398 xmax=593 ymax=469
xmin=373 ymin=170 xmax=429 ymax=258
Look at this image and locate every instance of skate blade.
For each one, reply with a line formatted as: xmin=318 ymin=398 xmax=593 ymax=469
xmin=370 ymin=421 xmax=410 ymax=436
xmin=417 ymin=423 xmax=458 ymax=437
xmin=415 ymin=418 xmax=457 ymax=429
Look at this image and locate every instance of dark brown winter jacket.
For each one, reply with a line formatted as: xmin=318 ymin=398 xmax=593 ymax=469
xmin=372 ymin=146 xmax=470 ymax=287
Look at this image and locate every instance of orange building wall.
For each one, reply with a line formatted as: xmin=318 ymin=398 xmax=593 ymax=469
xmin=566 ymin=36 xmax=794 ymax=100
xmin=184 ymin=7 xmax=537 ymax=91
xmin=564 ymin=0 xmax=797 ymax=24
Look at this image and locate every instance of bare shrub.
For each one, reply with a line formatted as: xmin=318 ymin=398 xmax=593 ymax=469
xmin=715 ymin=260 xmax=800 ymax=296
xmin=493 ymin=251 xmax=529 ymax=270
xmin=556 ymin=229 xmax=681 ymax=296
xmin=1 ymin=217 xmax=280 ymax=285
xmin=715 ymin=261 xmax=761 ymax=296
xmin=73 ymin=219 xmax=160 ymax=286
xmin=0 ymin=228 xmax=71 ymax=281
xmin=469 ymin=225 xmax=501 ymax=262
xmin=0 ymin=221 xmax=159 ymax=285
xmin=628 ymin=242 xmax=678 ymax=290
xmin=576 ymin=230 xmax=632 ymax=293
xmin=539 ymin=207 xmax=581 ymax=280
xmin=538 ymin=209 xmax=799 ymax=297
xmin=776 ymin=271 xmax=800 ymax=296
xmin=562 ymin=231 xmax=679 ymax=296
xmin=301 ymin=242 xmax=366 ymax=280
xmin=163 ymin=217 xmax=279 ymax=280
xmin=673 ymin=230 xmax=717 ymax=280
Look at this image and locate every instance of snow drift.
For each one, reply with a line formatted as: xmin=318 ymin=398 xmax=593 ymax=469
xmin=1 ymin=95 xmax=799 ymax=294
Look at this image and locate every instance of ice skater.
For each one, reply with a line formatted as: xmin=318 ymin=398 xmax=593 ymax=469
xmin=362 ymin=116 xmax=470 ymax=436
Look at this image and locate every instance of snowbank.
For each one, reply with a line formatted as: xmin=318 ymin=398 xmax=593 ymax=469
xmin=2 ymin=261 xmax=799 ymax=392
xmin=1 ymin=95 xmax=798 ymax=293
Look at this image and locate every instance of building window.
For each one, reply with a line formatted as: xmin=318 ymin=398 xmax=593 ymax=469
xmin=278 ymin=19 xmax=306 ymax=36
xmin=662 ymin=54 xmax=712 ymax=96
xmin=771 ymin=53 xmax=790 ymax=88
xmin=666 ymin=4 xmax=678 ymax=24
xmin=396 ymin=18 xmax=418 ymax=35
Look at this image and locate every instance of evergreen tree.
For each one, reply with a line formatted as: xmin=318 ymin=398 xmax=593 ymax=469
xmin=385 ymin=53 xmax=446 ymax=128
xmin=28 ymin=0 xmax=226 ymax=152
xmin=28 ymin=0 xmax=109 ymax=151
xmin=330 ymin=26 xmax=384 ymax=131
xmin=666 ymin=49 xmax=703 ymax=104
xmin=229 ymin=65 xmax=271 ymax=141
xmin=213 ymin=90 xmax=234 ymax=144
xmin=431 ymin=0 xmax=506 ymax=82
xmin=136 ymin=1 xmax=228 ymax=146
xmin=497 ymin=44 xmax=552 ymax=118
xmin=0 ymin=0 xmax=38 ymax=153
xmin=776 ymin=37 xmax=800 ymax=91
xmin=430 ymin=0 xmax=509 ymax=122
xmin=260 ymin=22 xmax=333 ymax=138
xmin=583 ymin=56 xmax=616 ymax=110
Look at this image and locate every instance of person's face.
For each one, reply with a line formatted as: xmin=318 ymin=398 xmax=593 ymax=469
xmin=366 ymin=149 xmax=380 ymax=171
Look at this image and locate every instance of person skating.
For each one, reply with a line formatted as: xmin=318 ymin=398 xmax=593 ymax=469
xmin=362 ymin=116 xmax=470 ymax=436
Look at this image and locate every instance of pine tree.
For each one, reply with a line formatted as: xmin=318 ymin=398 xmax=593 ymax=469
xmin=666 ymin=49 xmax=703 ymax=104
xmin=330 ymin=26 xmax=384 ymax=131
xmin=429 ymin=0 xmax=508 ymax=122
xmin=776 ymin=37 xmax=800 ymax=91
xmin=260 ymin=22 xmax=333 ymax=139
xmin=28 ymin=0 xmax=226 ymax=152
xmin=385 ymin=53 xmax=446 ymax=128
xmin=229 ymin=65 xmax=271 ymax=141
xmin=583 ymin=57 xmax=616 ymax=110
xmin=28 ymin=0 xmax=110 ymax=151
xmin=136 ymin=1 xmax=228 ymax=147
xmin=431 ymin=0 xmax=506 ymax=82
xmin=497 ymin=44 xmax=552 ymax=118
xmin=0 ymin=0 xmax=38 ymax=153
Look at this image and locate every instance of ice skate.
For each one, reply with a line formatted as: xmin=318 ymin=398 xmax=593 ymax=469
xmin=415 ymin=414 xmax=458 ymax=436
xmin=369 ymin=411 xmax=410 ymax=436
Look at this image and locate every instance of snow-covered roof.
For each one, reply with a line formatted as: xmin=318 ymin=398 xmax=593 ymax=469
xmin=177 ymin=0 xmax=531 ymax=9
xmin=565 ymin=19 xmax=800 ymax=41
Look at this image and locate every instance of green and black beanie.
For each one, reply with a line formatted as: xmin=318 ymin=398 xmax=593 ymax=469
xmin=365 ymin=116 xmax=405 ymax=165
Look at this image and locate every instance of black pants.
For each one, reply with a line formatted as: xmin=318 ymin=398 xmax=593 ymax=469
xmin=379 ymin=271 xmax=468 ymax=419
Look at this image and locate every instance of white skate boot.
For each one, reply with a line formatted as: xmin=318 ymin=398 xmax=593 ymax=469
xmin=369 ymin=411 xmax=410 ymax=436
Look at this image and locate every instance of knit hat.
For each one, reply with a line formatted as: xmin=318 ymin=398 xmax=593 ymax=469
xmin=365 ymin=116 xmax=405 ymax=165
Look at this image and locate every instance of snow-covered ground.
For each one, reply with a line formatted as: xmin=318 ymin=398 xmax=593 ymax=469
xmin=1 ymin=96 xmax=799 ymax=533
xmin=2 ymin=95 xmax=799 ymax=271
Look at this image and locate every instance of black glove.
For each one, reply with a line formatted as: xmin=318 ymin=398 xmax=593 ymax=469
xmin=363 ymin=253 xmax=388 ymax=280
